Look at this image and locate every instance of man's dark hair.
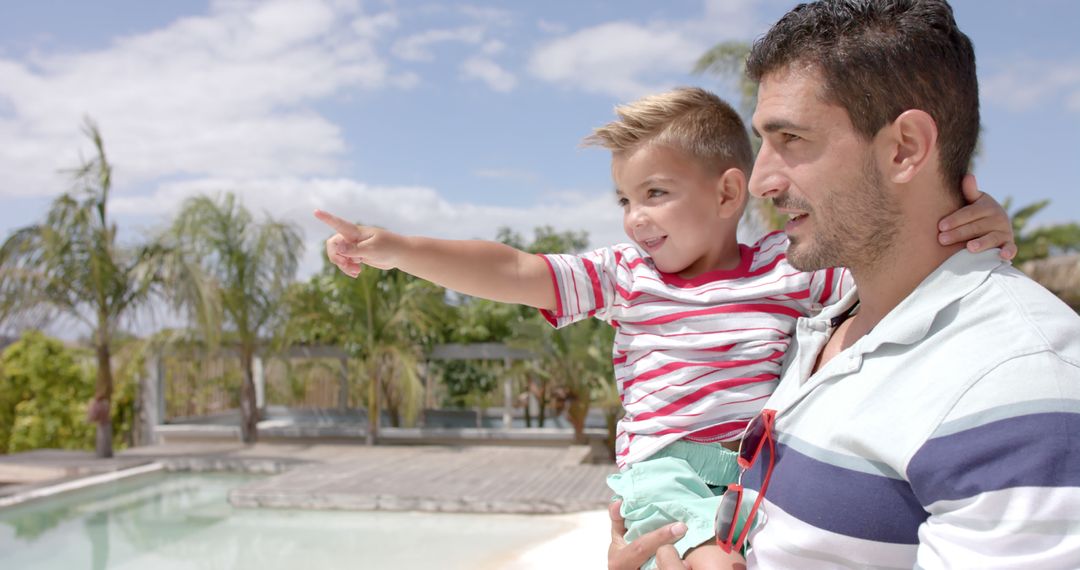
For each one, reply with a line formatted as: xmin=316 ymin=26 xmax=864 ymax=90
xmin=746 ymin=0 xmax=978 ymax=198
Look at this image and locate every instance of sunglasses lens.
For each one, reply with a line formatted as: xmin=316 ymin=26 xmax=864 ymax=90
xmin=714 ymin=486 xmax=741 ymax=544
xmin=740 ymin=415 xmax=766 ymax=465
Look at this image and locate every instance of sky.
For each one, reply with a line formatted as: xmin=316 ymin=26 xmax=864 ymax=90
xmin=1 ymin=0 xmax=1078 ymax=283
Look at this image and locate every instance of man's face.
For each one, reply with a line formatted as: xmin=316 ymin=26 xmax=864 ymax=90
xmin=612 ymin=144 xmax=735 ymax=278
xmin=749 ymin=66 xmax=899 ymax=272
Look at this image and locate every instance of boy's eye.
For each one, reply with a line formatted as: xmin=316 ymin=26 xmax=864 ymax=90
xmin=647 ymin=188 xmax=666 ymax=198
xmin=616 ymin=197 xmax=629 ymax=207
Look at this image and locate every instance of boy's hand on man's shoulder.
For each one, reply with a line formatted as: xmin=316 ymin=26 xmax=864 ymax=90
xmin=936 ymin=174 xmax=1017 ymax=261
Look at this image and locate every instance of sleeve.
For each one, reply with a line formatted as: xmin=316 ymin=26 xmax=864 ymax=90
xmin=905 ymin=354 xmax=1080 ymax=568
xmin=537 ymin=246 xmax=622 ymax=328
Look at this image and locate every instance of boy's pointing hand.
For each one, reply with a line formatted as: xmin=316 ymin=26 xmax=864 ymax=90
xmin=314 ymin=209 xmax=402 ymax=277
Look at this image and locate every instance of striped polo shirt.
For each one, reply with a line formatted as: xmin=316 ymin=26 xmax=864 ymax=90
xmin=540 ymin=231 xmax=850 ymax=469
xmin=744 ymin=250 xmax=1080 ymax=568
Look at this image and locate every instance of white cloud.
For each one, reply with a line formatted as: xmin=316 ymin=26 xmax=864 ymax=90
xmin=481 ymin=40 xmax=506 ymax=55
xmin=461 ymin=56 xmax=516 ymax=92
xmin=982 ymin=60 xmax=1080 ymax=113
xmin=529 ymin=22 xmax=704 ymax=100
xmin=111 ymin=175 xmax=626 ymax=279
xmin=458 ymin=5 xmax=514 ymax=27
xmin=527 ymin=0 xmax=760 ymax=100
xmin=391 ymin=26 xmax=485 ymax=62
xmin=0 ymin=0 xmax=413 ymax=198
xmin=352 ymin=11 xmax=399 ymax=38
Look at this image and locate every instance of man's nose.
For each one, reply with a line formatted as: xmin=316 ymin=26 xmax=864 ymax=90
xmin=749 ymin=144 xmax=786 ymax=199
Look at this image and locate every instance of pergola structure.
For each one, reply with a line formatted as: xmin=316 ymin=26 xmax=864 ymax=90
xmin=137 ymin=342 xmax=536 ymax=445
xmin=426 ymin=342 xmax=535 ymax=428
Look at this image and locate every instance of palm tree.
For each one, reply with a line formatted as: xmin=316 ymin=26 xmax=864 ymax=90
xmin=511 ymin=315 xmax=615 ymax=443
xmin=163 ymin=193 xmax=302 ymax=444
xmin=283 ymin=261 xmax=447 ymax=444
xmin=694 ymin=41 xmax=757 ymax=118
xmin=0 ymin=120 xmax=162 ymax=458
xmin=1005 ymin=198 xmax=1080 ymax=311
xmin=694 ymin=41 xmax=786 ymax=233
xmin=1005 ymin=198 xmax=1080 ymax=265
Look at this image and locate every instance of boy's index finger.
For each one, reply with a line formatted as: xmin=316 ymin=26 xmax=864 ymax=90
xmin=313 ymin=209 xmax=363 ymax=239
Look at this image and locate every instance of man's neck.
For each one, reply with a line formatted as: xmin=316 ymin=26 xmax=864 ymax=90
xmin=845 ymin=208 xmax=964 ymax=338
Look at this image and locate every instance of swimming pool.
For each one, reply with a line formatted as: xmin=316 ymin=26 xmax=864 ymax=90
xmin=0 ymin=471 xmax=593 ymax=569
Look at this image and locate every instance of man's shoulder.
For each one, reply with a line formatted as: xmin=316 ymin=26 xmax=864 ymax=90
xmin=904 ymin=253 xmax=1080 ymax=365
xmin=967 ymin=262 xmax=1080 ymax=358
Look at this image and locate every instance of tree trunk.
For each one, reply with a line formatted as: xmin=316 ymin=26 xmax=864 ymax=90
xmin=366 ymin=364 xmax=379 ymax=446
xmin=537 ymin=378 xmax=548 ymax=428
xmin=523 ymin=378 xmax=532 ymax=428
xmin=379 ymin=372 xmax=401 ymax=427
xmin=240 ymin=346 xmax=258 ymax=444
xmin=95 ymin=421 xmax=114 ymax=458
xmin=567 ymin=392 xmax=589 ymax=444
xmin=605 ymin=408 xmax=621 ymax=462
xmin=91 ymin=342 xmax=114 ymax=458
xmin=386 ymin=394 xmax=401 ymax=428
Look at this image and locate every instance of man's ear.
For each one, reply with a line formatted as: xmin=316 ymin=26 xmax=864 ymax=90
xmin=716 ymin=167 xmax=747 ymax=218
xmin=882 ymin=109 xmax=938 ymax=184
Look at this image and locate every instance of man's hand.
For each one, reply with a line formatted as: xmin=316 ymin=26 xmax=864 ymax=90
xmin=937 ymin=174 xmax=1017 ymax=260
xmin=607 ymin=500 xmax=688 ymax=570
xmin=314 ymin=209 xmax=404 ymax=277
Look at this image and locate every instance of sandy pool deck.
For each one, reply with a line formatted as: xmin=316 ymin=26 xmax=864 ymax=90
xmin=499 ymin=509 xmax=610 ymax=569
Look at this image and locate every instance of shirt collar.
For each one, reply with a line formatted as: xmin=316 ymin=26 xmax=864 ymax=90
xmin=811 ymin=250 xmax=1008 ymax=355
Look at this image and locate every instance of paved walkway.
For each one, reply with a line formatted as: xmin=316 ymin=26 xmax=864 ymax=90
xmin=0 ymin=442 xmax=616 ymax=514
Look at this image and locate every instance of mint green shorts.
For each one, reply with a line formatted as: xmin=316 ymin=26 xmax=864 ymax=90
xmin=607 ymin=440 xmax=746 ymax=570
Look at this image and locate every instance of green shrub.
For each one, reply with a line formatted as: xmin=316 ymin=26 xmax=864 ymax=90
xmin=0 ymin=331 xmax=95 ymax=453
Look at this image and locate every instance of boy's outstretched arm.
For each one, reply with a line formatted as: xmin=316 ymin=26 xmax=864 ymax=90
xmin=314 ymin=209 xmax=557 ymax=311
xmin=937 ymin=174 xmax=1017 ymax=260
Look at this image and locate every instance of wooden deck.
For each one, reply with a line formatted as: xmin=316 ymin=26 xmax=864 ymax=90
xmin=228 ymin=445 xmax=614 ymax=513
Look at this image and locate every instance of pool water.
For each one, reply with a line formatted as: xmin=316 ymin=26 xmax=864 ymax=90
xmin=0 ymin=472 xmax=582 ymax=569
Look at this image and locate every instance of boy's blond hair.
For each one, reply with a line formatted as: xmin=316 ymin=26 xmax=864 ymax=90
xmin=583 ymin=87 xmax=753 ymax=175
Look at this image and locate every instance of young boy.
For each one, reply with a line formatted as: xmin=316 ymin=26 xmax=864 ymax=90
xmin=315 ymin=87 xmax=1015 ymax=568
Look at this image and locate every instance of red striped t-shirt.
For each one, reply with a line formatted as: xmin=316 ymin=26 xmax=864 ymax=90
xmin=539 ymin=231 xmax=850 ymax=469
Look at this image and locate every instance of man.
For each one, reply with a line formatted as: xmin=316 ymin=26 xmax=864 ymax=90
xmin=609 ymin=0 xmax=1080 ymax=568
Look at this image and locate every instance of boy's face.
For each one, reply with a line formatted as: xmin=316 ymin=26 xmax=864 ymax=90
xmin=749 ymin=66 xmax=897 ymax=272
xmin=612 ymin=143 xmax=738 ymax=278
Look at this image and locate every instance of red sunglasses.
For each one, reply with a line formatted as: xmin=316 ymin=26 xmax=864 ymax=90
xmin=714 ymin=408 xmax=777 ymax=554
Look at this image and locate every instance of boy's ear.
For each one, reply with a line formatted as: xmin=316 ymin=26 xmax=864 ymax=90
xmin=882 ymin=109 xmax=937 ymax=185
xmin=716 ymin=167 xmax=747 ymax=218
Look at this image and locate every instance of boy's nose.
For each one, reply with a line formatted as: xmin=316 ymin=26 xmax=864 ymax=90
xmin=629 ymin=208 xmax=650 ymax=228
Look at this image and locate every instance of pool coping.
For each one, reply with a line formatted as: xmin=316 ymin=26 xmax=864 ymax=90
xmin=0 ymin=456 xmax=305 ymax=511
xmin=0 ymin=462 xmax=166 ymax=510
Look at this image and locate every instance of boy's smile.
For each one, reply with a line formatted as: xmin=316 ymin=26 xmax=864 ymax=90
xmin=637 ymin=235 xmax=666 ymax=252
xmin=612 ymin=143 xmax=742 ymax=279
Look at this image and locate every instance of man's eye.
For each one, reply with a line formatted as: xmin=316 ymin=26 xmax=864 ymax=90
xmin=782 ymin=132 xmax=801 ymax=143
